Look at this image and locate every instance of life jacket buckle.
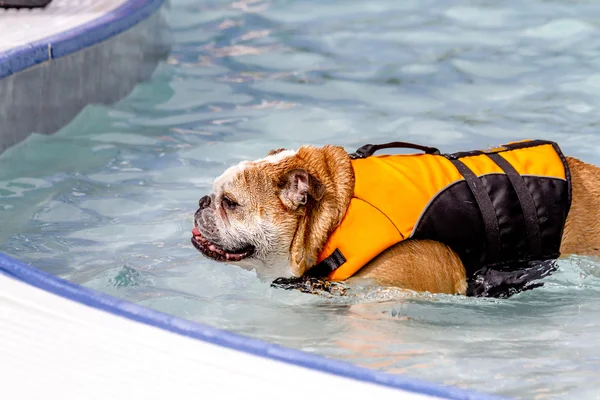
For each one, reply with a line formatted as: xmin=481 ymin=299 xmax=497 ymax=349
xmin=349 ymin=144 xmax=374 ymax=159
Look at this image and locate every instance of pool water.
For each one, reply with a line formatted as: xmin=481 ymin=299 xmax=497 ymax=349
xmin=2 ymin=0 xmax=600 ymax=398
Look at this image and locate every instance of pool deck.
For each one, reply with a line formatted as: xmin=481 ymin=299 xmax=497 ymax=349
xmin=0 ymin=0 xmax=127 ymax=54
xmin=0 ymin=0 xmax=169 ymax=154
xmin=0 ymin=0 xmax=166 ymax=79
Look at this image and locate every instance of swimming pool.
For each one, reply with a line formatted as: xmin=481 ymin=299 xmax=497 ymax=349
xmin=2 ymin=0 xmax=600 ymax=398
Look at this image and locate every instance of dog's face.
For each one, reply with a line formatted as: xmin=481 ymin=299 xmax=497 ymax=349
xmin=192 ymin=148 xmax=326 ymax=279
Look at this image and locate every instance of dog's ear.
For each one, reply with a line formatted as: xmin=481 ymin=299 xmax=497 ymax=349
xmin=267 ymin=148 xmax=287 ymax=156
xmin=279 ymin=169 xmax=325 ymax=209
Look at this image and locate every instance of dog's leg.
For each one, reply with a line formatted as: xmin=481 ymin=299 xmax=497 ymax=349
xmin=350 ymin=239 xmax=468 ymax=295
xmin=561 ymin=157 xmax=600 ymax=257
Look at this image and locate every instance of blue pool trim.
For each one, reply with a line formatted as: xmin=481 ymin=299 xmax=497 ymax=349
xmin=0 ymin=252 xmax=508 ymax=400
xmin=0 ymin=0 xmax=165 ymax=79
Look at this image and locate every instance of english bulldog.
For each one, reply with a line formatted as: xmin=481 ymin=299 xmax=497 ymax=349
xmin=191 ymin=140 xmax=600 ymax=298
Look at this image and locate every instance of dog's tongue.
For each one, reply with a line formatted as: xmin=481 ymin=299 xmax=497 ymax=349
xmin=192 ymin=227 xmax=201 ymax=236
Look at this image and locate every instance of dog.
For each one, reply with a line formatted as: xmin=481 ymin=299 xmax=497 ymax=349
xmin=191 ymin=139 xmax=600 ymax=298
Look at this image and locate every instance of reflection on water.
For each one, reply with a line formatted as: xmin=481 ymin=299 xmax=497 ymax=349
xmin=2 ymin=0 xmax=600 ymax=398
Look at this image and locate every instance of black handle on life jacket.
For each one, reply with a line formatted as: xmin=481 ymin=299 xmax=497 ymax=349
xmin=349 ymin=141 xmax=441 ymax=159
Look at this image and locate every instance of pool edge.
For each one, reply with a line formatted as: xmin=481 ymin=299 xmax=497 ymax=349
xmin=0 ymin=0 xmax=166 ymax=79
xmin=0 ymin=251 xmax=509 ymax=400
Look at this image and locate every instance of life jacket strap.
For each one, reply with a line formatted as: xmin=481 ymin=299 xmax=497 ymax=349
xmin=446 ymin=157 xmax=502 ymax=265
xmin=486 ymin=153 xmax=543 ymax=258
xmin=349 ymin=141 xmax=441 ymax=159
xmin=305 ymin=249 xmax=346 ymax=278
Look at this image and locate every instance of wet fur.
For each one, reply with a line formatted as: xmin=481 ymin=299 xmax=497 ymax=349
xmin=560 ymin=156 xmax=600 ymax=256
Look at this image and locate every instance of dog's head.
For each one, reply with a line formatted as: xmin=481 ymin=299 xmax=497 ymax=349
xmin=192 ymin=146 xmax=353 ymax=279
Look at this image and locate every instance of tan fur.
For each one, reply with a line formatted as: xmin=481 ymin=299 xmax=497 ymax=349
xmin=276 ymin=146 xmax=355 ymax=276
xmin=560 ymin=156 xmax=600 ymax=257
xmin=352 ymin=239 xmax=468 ymax=295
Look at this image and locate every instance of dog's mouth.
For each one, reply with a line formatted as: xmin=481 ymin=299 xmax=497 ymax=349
xmin=191 ymin=227 xmax=255 ymax=262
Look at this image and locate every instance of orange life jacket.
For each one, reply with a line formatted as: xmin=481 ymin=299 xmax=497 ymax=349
xmin=309 ymin=140 xmax=571 ymax=286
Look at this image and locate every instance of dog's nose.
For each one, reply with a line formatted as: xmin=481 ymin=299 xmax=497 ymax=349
xmin=198 ymin=195 xmax=211 ymax=210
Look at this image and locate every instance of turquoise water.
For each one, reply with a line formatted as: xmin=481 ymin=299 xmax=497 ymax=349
xmin=2 ymin=0 xmax=600 ymax=398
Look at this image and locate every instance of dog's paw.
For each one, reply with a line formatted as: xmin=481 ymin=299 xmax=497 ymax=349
xmin=271 ymin=276 xmax=349 ymax=297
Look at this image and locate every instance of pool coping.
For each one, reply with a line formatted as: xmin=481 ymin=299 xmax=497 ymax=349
xmin=0 ymin=0 xmax=165 ymax=79
xmin=0 ymin=1 xmax=510 ymax=399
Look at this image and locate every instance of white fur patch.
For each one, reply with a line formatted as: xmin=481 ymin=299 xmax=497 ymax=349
xmin=213 ymin=161 xmax=249 ymax=191
xmin=213 ymin=150 xmax=297 ymax=191
xmin=255 ymin=149 xmax=297 ymax=164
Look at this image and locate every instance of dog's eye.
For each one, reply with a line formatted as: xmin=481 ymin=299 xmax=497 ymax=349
xmin=221 ymin=196 xmax=238 ymax=210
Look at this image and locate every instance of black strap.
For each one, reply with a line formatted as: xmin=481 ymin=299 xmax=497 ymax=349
xmin=305 ymin=249 xmax=347 ymax=278
xmin=502 ymin=139 xmax=555 ymax=151
xmin=502 ymin=139 xmax=572 ymax=214
xmin=447 ymin=158 xmax=502 ymax=265
xmin=487 ymin=153 xmax=543 ymax=257
xmin=349 ymin=141 xmax=440 ymax=159
xmin=444 ymin=140 xmax=552 ymax=160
